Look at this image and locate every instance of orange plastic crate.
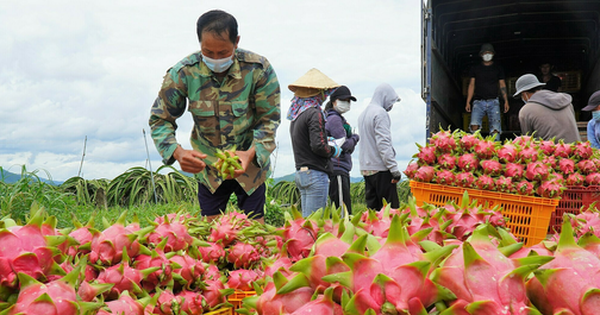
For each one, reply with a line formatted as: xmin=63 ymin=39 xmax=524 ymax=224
xmin=227 ymin=290 xmax=257 ymax=310
xmin=549 ymin=185 xmax=600 ymax=233
xmin=409 ymin=181 xmax=559 ymax=246
xmin=206 ymin=307 xmax=232 ymax=315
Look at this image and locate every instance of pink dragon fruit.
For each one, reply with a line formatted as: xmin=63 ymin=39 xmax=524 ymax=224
xmin=96 ymin=291 xmax=149 ymax=315
xmin=202 ymin=277 xmax=228 ymax=310
xmin=227 ymin=241 xmax=261 ymax=269
xmin=147 ymin=215 xmax=194 ymax=252
xmin=437 ymin=153 xmax=457 ymax=170
xmin=513 ymin=135 xmax=533 ymax=146
xmin=227 ymin=269 xmax=262 ymax=291
xmin=168 ymin=253 xmax=206 ymax=290
xmin=539 ymin=139 xmax=556 ymax=155
xmin=133 ymin=244 xmax=173 ymax=292
xmin=475 ymin=174 xmax=495 ymax=191
xmin=542 ymin=156 xmax=558 ymax=169
xmin=526 ymin=219 xmax=600 ymax=315
xmin=525 ymin=161 xmax=550 ymax=182
xmin=243 ymin=276 xmax=314 ymax=315
xmin=554 ymin=140 xmax=574 ymax=158
xmin=517 ymin=144 xmax=540 ymax=162
xmin=504 ymin=162 xmax=524 ymax=179
xmin=480 ymin=159 xmax=503 ymax=176
xmin=429 ymin=128 xmax=457 ymax=153
xmin=152 ymin=289 xmax=180 ymax=315
xmin=457 ymin=153 xmax=479 ymax=172
xmin=474 ymin=138 xmax=496 ymax=159
xmin=537 ymin=177 xmax=565 ymax=198
xmin=459 ymin=132 xmax=481 ymax=151
xmin=77 ymin=280 xmax=113 ymax=303
xmin=208 ymin=214 xmax=248 ymax=247
xmin=403 ymin=162 xmax=419 ymax=179
xmin=434 ymin=169 xmax=456 ymax=186
xmin=433 ymin=226 xmax=551 ymax=315
xmin=281 ymin=214 xmax=318 ymax=261
xmin=495 ymin=176 xmax=514 ymax=193
xmin=514 ymin=180 xmax=534 ymax=196
xmin=197 ymin=241 xmax=225 ymax=264
xmin=455 ymin=172 xmax=476 ymax=188
xmin=88 ymin=213 xmax=146 ymax=266
xmin=565 ymin=173 xmax=585 ymax=186
xmin=577 ymin=159 xmax=597 ymax=174
xmin=290 ymin=288 xmax=343 ymax=315
xmin=413 ymin=165 xmax=435 ymax=182
xmin=586 ymin=173 xmax=600 ymax=185
xmin=176 ymin=290 xmax=206 ymax=315
xmin=497 ymin=142 xmax=519 ymax=163
xmin=557 ymin=158 xmax=576 ymax=175
xmin=5 ymin=268 xmax=102 ymax=315
xmin=574 ymin=141 xmax=594 ymax=159
xmin=415 ymin=144 xmax=437 ymax=165
xmin=96 ymin=252 xmax=160 ymax=299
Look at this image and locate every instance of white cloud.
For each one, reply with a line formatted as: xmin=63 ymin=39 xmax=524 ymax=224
xmin=0 ymin=0 xmax=426 ymax=182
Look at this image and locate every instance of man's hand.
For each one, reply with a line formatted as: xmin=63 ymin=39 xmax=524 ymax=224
xmin=391 ymin=170 xmax=402 ymax=184
xmin=465 ymin=102 xmax=471 ymax=113
xmin=231 ymin=146 xmax=256 ymax=178
xmin=503 ymin=101 xmax=510 ymax=113
xmin=173 ymin=146 xmax=207 ymax=174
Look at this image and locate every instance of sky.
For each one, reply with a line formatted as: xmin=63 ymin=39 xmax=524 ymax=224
xmin=0 ymin=0 xmax=426 ymax=182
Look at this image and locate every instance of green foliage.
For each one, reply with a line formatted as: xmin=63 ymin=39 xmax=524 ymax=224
xmin=269 ymin=180 xmax=300 ymax=206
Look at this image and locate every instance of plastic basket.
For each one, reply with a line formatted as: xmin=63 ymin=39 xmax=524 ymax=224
xmin=227 ymin=290 xmax=256 ymax=310
xmin=409 ymin=181 xmax=559 ymax=246
xmin=205 ymin=307 xmax=232 ymax=315
xmin=549 ymin=185 xmax=600 ymax=233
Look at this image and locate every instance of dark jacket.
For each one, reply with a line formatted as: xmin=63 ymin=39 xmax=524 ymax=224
xmin=325 ymin=109 xmax=359 ymax=173
xmin=290 ymin=107 xmax=334 ymax=175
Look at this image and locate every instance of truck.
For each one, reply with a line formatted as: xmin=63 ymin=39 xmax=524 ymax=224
xmin=421 ymin=0 xmax=600 ymax=140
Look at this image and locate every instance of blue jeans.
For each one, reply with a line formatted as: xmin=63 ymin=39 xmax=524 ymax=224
xmin=295 ymin=169 xmax=329 ymax=217
xmin=470 ymin=98 xmax=502 ymax=140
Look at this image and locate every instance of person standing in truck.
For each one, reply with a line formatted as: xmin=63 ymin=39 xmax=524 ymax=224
xmin=465 ymin=43 xmax=510 ymax=141
xmin=582 ymin=90 xmax=600 ymax=149
xmin=288 ymin=68 xmax=342 ymax=217
xmin=149 ymin=10 xmax=281 ymax=224
xmin=538 ymin=61 xmax=562 ymax=92
xmin=324 ymin=85 xmax=360 ymax=214
xmin=513 ymin=73 xmax=580 ymax=143
xmin=358 ymin=83 xmax=402 ymax=210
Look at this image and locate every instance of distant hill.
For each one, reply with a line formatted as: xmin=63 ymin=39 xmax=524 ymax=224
xmin=0 ymin=169 xmax=63 ymax=185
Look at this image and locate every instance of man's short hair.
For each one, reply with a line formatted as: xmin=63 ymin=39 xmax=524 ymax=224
xmin=196 ymin=10 xmax=238 ymax=44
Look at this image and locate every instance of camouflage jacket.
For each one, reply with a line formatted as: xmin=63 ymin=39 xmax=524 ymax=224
xmin=149 ymin=48 xmax=281 ymax=194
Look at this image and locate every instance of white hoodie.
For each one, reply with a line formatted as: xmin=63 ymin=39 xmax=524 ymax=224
xmin=357 ymin=83 xmax=400 ymax=172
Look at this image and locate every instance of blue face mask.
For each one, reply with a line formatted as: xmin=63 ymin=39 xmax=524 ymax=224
xmin=202 ymin=54 xmax=234 ymax=73
xmin=593 ymin=110 xmax=600 ymax=121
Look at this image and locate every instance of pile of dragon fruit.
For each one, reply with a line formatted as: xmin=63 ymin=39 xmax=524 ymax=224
xmin=3 ymin=196 xmax=600 ymax=315
xmin=404 ymin=129 xmax=600 ymax=198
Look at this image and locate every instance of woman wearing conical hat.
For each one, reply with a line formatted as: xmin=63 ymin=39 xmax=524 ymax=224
xmin=288 ymin=68 xmax=342 ymax=217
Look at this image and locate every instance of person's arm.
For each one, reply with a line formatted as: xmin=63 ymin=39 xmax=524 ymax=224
xmin=588 ymin=120 xmax=600 ymax=149
xmin=373 ymin=113 xmax=399 ymax=174
xmin=499 ymin=79 xmax=510 ymax=113
xmin=466 ymin=78 xmax=475 ymax=112
xmin=308 ymin=110 xmax=336 ymax=158
xmin=247 ymin=61 xmax=281 ymax=169
xmin=149 ymin=68 xmax=207 ymax=173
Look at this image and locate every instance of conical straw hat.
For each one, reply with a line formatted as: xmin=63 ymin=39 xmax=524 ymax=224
xmin=288 ymin=68 xmax=340 ymax=95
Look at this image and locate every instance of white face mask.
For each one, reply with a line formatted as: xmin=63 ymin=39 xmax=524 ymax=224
xmin=202 ymin=54 xmax=234 ymax=73
xmin=482 ymin=53 xmax=494 ymax=62
xmin=334 ymin=100 xmax=351 ymax=114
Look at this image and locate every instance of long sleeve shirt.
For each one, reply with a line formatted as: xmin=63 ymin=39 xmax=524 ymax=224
xmin=149 ymin=49 xmax=281 ymax=194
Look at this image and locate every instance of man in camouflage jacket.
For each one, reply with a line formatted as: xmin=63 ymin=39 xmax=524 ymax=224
xmin=149 ymin=10 xmax=280 ymax=221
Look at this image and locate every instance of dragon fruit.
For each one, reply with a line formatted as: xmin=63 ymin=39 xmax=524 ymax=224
xmin=208 ymin=212 xmax=251 ymax=247
xmin=227 ymin=241 xmax=261 ymax=269
xmin=504 ymin=162 xmax=524 ymax=179
xmin=558 ymin=158 xmax=576 ymax=175
xmin=497 ymin=142 xmax=518 ymax=163
xmin=89 ymin=212 xmax=148 ymax=266
xmin=435 ymin=170 xmax=456 ymax=186
xmin=574 ymin=141 xmax=594 ymax=159
xmin=403 ymin=162 xmax=419 ymax=178
xmin=289 ymin=288 xmax=343 ymax=314
xmin=176 ymin=290 xmax=206 ymax=315
xmin=514 ymin=180 xmax=534 ymax=196
xmin=513 ymin=135 xmax=533 ymax=146
xmin=227 ymin=269 xmax=262 ymax=291
xmin=429 ymin=128 xmax=457 ymax=153
xmin=147 ymin=214 xmax=194 ymax=252
xmin=542 ymin=155 xmax=558 ymax=169
xmin=133 ymin=242 xmax=173 ymax=292
xmin=518 ymin=144 xmax=540 ymax=162
xmin=416 ymin=144 xmax=437 ymax=165
xmin=455 ymin=172 xmax=476 ymax=188
xmin=281 ymin=213 xmax=318 ymax=262
xmin=437 ymin=153 xmax=457 ymax=170
xmin=480 ymin=159 xmax=503 ymax=176
xmin=413 ymin=166 xmax=435 ymax=182
xmin=537 ymin=177 xmax=565 ymax=198
xmin=554 ymin=140 xmax=574 ymax=158
xmin=474 ymin=138 xmax=496 ymax=159
xmin=96 ymin=250 xmax=160 ymax=299
xmin=586 ymin=173 xmax=600 ymax=185
xmin=459 ymin=132 xmax=481 ymax=151
xmin=243 ymin=274 xmax=314 ymax=315
xmin=526 ymin=219 xmax=600 ymax=315
xmin=457 ymin=153 xmax=479 ymax=172
xmin=432 ymin=225 xmax=551 ymax=315
xmin=197 ymin=241 xmax=225 ymax=264
xmin=495 ymin=176 xmax=514 ymax=193
xmin=96 ymin=291 xmax=149 ymax=315
xmin=525 ymin=162 xmax=550 ymax=182
xmin=577 ymin=159 xmax=597 ymax=174
xmin=539 ymin=139 xmax=556 ymax=155
xmin=474 ymin=174 xmax=495 ymax=191
xmin=168 ymin=253 xmax=206 ymax=290
xmin=565 ymin=172 xmax=585 ymax=186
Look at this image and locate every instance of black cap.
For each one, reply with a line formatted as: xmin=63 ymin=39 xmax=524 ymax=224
xmin=479 ymin=43 xmax=495 ymax=55
xmin=582 ymin=90 xmax=600 ymax=111
xmin=330 ymin=85 xmax=357 ymax=102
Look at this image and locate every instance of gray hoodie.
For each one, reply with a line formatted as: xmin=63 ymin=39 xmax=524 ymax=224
xmin=358 ymin=83 xmax=399 ymax=172
xmin=519 ymin=89 xmax=581 ymax=143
